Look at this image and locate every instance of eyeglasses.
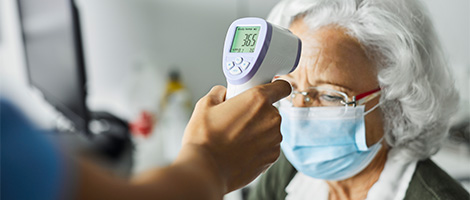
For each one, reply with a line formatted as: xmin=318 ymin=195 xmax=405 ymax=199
xmin=284 ymin=86 xmax=381 ymax=108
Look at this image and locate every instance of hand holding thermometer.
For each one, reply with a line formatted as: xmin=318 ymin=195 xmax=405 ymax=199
xmin=223 ymin=17 xmax=301 ymax=99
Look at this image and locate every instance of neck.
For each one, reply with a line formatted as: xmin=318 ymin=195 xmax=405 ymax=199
xmin=327 ymin=144 xmax=389 ymax=200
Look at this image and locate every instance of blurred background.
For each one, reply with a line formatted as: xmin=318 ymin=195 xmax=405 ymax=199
xmin=0 ymin=0 xmax=469 ymax=199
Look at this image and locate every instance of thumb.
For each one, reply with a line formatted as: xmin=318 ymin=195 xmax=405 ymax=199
xmin=204 ymin=85 xmax=227 ymax=106
xmin=259 ymin=80 xmax=292 ymax=104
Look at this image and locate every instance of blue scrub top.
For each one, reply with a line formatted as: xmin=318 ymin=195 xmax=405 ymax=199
xmin=1 ymin=99 xmax=72 ymax=200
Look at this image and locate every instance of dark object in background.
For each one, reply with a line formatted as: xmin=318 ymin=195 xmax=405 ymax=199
xmin=89 ymin=112 xmax=132 ymax=159
xmin=169 ymin=68 xmax=181 ymax=82
xmin=17 ymin=0 xmax=89 ymax=136
xmin=16 ymin=0 xmax=133 ymax=171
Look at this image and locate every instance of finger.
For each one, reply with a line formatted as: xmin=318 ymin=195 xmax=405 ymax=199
xmin=205 ymin=85 xmax=227 ymax=105
xmin=272 ymin=75 xmax=295 ymax=85
xmin=259 ymin=80 xmax=292 ymax=104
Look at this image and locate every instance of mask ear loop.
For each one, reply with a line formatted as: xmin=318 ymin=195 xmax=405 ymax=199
xmin=376 ymin=137 xmax=385 ymax=145
xmin=357 ymin=102 xmax=383 ymax=151
xmin=358 ymin=135 xmax=385 ymax=151
xmin=364 ymin=101 xmax=382 ymax=115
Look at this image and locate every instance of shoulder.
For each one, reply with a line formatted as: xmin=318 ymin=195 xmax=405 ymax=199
xmin=405 ymin=159 xmax=470 ymax=199
xmin=247 ymin=152 xmax=297 ymax=200
xmin=1 ymin=98 xmax=71 ymax=200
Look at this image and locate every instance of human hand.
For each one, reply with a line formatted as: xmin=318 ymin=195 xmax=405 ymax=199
xmin=177 ymin=80 xmax=291 ymax=193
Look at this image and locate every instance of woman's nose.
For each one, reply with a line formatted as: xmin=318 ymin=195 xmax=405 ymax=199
xmin=292 ymin=94 xmax=311 ymax=107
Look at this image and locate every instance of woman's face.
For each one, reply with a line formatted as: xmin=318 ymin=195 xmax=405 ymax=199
xmin=280 ymin=18 xmax=384 ymax=146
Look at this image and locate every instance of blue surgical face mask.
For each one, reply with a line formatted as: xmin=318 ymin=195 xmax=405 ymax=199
xmin=279 ymin=103 xmax=382 ymax=181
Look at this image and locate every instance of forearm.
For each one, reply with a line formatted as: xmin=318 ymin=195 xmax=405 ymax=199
xmin=76 ymin=145 xmax=225 ymax=200
xmin=76 ymin=159 xmax=132 ymax=200
xmin=131 ymin=145 xmax=225 ymax=200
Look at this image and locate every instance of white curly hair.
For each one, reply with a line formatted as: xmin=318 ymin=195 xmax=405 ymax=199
xmin=268 ymin=0 xmax=459 ymax=160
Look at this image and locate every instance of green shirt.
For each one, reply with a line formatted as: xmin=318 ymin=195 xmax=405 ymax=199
xmin=248 ymin=153 xmax=469 ymax=200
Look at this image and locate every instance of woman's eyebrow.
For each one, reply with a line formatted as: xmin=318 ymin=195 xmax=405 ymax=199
xmin=313 ymin=80 xmax=353 ymax=92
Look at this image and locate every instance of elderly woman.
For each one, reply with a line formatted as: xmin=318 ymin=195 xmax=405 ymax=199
xmin=248 ymin=0 xmax=469 ymax=199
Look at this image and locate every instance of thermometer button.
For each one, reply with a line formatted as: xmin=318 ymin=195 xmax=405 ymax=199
xmin=241 ymin=61 xmax=250 ymax=70
xmin=235 ymin=57 xmax=243 ymax=64
xmin=229 ymin=67 xmax=242 ymax=75
xmin=226 ymin=61 xmax=235 ymax=70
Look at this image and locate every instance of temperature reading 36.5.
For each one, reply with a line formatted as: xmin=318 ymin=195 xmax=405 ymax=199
xmin=230 ymin=26 xmax=260 ymax=53
xmin=242 ymin=33 xmax=257 ymax=47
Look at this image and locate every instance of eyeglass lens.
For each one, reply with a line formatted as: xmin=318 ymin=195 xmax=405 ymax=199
xmin=288 ymin=87 xmax=348 ymax=107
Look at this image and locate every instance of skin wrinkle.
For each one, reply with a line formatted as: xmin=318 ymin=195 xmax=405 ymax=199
xmin=282 ymin=18 xmax=388 ymax=200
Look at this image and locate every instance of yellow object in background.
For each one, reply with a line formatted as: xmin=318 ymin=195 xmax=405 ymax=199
xmin=161 ymin=69 xmax=192 ymax=111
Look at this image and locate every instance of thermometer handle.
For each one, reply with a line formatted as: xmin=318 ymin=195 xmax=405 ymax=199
xmin=226 ymin=77 xmax=266 ymax=100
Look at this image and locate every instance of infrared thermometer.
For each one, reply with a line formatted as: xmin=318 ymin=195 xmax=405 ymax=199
xmin=223 ymin=17 xmax=301 ymax=99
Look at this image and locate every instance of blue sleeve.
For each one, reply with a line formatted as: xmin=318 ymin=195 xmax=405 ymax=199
xmin=1 ymin=99 xmax=73 ymax=200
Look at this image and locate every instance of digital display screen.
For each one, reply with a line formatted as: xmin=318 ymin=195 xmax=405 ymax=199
xmin=230 ymin=26 xmax=260 ymax=53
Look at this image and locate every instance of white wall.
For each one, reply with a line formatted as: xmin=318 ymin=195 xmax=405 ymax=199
xmin=76 ymin=0 xmax=280 ymax=119
xmin=426 ymin=0 xmax=470 ymax=121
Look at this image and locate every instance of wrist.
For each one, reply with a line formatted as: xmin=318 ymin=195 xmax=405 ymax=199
xmin=174 ymin=144 xmax=227 ymax=196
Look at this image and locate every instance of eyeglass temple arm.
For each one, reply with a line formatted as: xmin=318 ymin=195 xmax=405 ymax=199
xmin=343 ymin=88 xmax=381 ymax=106
xmin=355 ymin=88 xmax=381 ymax=106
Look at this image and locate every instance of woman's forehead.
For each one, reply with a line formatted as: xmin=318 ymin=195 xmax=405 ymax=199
xmin=288 ymin=19 xmax=378 ymax=93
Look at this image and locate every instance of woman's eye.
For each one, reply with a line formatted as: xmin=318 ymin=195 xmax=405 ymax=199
xmin=320 ymin=94 xmax=344 ymax=102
